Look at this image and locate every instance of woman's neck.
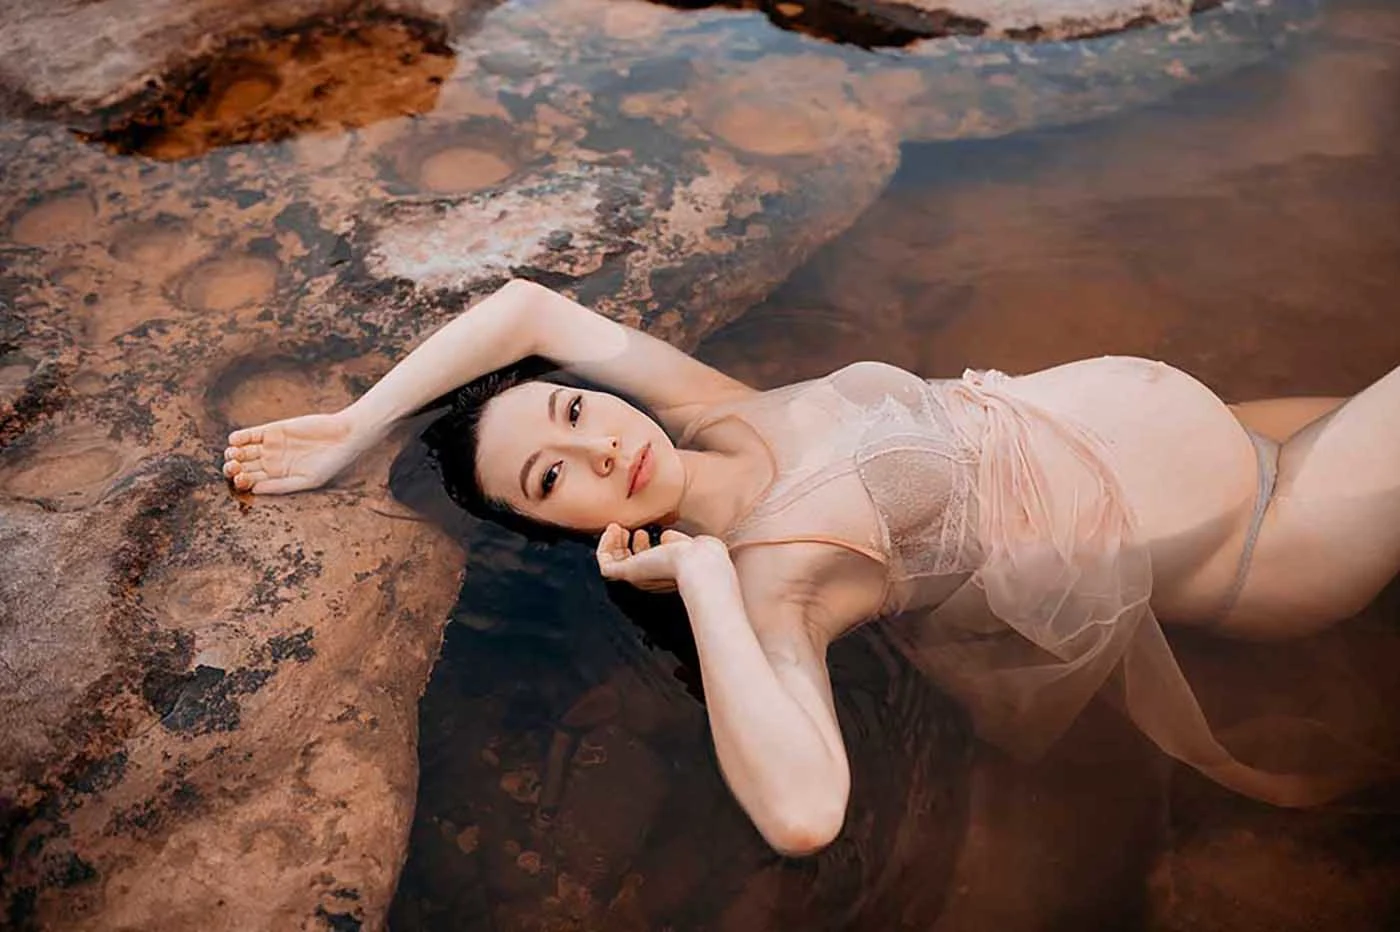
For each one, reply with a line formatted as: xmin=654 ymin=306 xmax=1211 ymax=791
xmin=671 ymin=446 xmax=772 ymax=540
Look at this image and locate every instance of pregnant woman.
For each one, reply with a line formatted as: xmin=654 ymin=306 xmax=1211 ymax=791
xmin=222 ymin=279 xmax=1400 ymax=855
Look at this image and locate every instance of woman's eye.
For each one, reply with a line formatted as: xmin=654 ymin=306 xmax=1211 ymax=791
xmin=541 ymin=463 xmax=561 ymax=497
xmin=568 ymin=396 xmax=582 ymax=426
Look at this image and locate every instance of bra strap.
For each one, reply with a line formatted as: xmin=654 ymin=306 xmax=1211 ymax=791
xmin=726 ymin=534 xmax=887 ymax=565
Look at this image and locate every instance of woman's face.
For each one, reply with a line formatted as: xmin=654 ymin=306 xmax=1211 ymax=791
xmin=474 ymin=381 xmax=686 ymax=533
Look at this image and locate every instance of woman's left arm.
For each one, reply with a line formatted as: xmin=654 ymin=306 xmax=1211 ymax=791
xmin=598 ymin=528 xmax=850 ymax=855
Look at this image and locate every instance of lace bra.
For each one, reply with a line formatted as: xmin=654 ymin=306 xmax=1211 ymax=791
xmin=680 ymin=360 xmax=984 ymax=616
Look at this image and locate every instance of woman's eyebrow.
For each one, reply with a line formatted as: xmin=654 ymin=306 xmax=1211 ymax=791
xmin=547 ymin=387 xmax=562 ymax=421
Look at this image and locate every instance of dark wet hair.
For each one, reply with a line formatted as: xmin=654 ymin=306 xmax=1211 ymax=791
xmin=419 ymin=356 xmax=583 ymax=545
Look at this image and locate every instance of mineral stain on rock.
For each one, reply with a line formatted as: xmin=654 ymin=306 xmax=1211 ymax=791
xmin=0 ymin=358 xmax=70 ymax=450
xmin=79 ymin=12 xmax=457 ymax=160
xmin=267 ymin=628 xmax=317 ymax=663
xmin=141 ymin=664 xmax=273 ymax=735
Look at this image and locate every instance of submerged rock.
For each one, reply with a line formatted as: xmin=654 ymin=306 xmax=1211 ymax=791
xmin=821 ymin=0 xmax=1223 ymax=42
xmin=0 ymin=0 xmax=1320 ymax=928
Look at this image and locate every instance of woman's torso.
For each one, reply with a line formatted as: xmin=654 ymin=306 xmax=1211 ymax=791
xmin=682 ymin=356 xmax=1261 ymax=640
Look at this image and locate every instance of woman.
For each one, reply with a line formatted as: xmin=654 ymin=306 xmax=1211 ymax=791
xmin=222 ymin=279 xmax=1400 ymax=855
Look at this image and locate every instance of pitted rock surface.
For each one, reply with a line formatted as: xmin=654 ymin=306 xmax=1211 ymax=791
xmin=0 ymin=0 xmax=1320 ymax=928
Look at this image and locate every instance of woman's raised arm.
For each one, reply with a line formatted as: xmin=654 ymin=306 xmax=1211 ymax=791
xmin=224 ymin=279 xmax=752 ymax=494
xmin=347 ymin=278 xmax=752 ymax=436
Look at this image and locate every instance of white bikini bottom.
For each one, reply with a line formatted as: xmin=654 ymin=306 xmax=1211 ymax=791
xmin=1219 ymin=428 xmax=1281 ymax=617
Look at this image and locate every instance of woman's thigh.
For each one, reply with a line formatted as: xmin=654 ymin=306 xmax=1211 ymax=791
xmin=1218 ymin=367 xmax=1400 ymax=638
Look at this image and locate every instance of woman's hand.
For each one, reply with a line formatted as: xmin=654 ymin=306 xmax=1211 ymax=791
xmin=222 ymin=410 xmax=373 ymax=495
xmin=595 ymin=524 xmax=728 ymax=593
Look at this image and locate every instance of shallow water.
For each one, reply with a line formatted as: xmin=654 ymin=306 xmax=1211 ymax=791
xmin=2 ymin=0 xmax=1397 ymax=927
xmin=698 ymin=4 xmax=1400 ymax=394
xmin=398 ymin=2 xmax=1400 ymax=930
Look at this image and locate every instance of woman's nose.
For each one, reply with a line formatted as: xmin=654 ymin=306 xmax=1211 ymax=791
xmin=568 ymin=434 xmax=619 ymax=475
xmin=591 ymin=435 xmax=620 ymax=475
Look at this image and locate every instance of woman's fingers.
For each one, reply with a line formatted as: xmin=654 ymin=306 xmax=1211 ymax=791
xmin=596 ymin=525 xmax=693 ymax=587
xmin=596 ymin=524 xmax=630 ymax=565
xmin=228 ymin=427 xmax=263 ymax=446
xmin=598 ymin=526 xmax=655 ymax=578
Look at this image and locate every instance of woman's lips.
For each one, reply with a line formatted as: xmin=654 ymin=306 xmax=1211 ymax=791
xmin=627 ymin=443 xmax=653 ymax=497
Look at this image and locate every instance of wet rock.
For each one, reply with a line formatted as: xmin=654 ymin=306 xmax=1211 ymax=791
xmin=643 ymin=0 xmax=1226 ymax=47
xmin=0 ymin=0 xmax=496 ymax=124
xmin=0 ymin=455 xmax=461 ymax=929
xmin=84 ymin=16 xmax=460 ymax=162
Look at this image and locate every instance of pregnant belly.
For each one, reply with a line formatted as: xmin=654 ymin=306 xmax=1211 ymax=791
xmin=1002 ymin=356 xmax=1258 ymax=607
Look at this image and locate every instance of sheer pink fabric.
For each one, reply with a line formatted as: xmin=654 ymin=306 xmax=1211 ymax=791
xmin=681 ymin=361 xmax=1386 ymax=806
